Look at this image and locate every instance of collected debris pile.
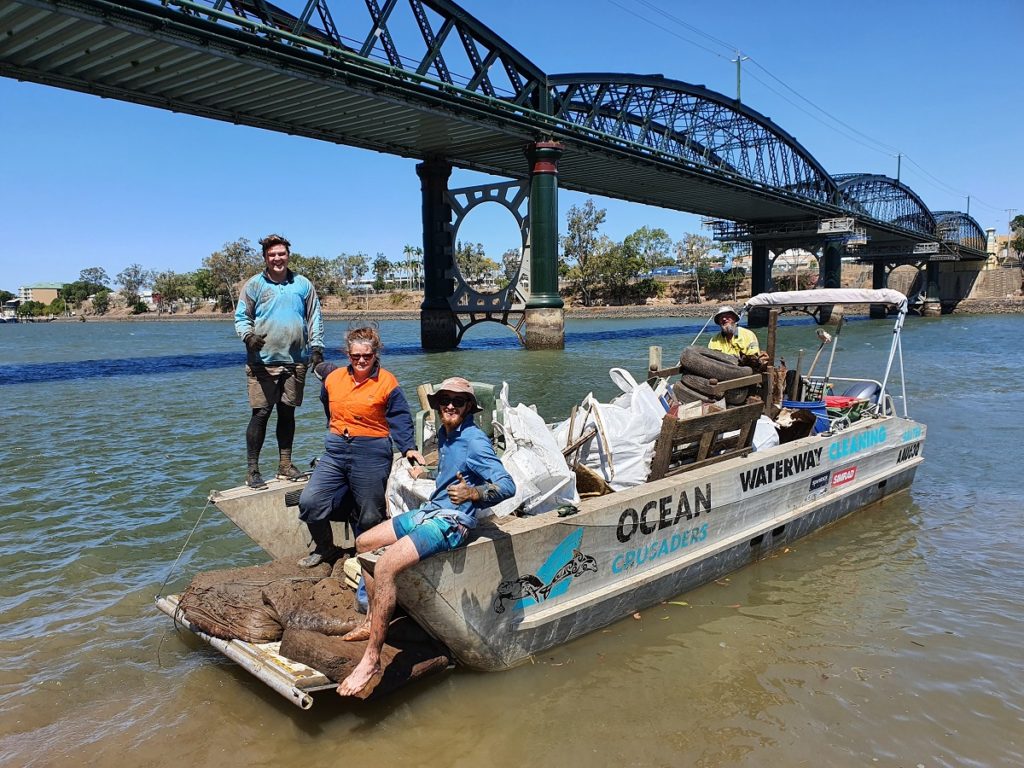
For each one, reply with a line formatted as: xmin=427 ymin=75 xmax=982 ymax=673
xmin=174 ymin=557 xmax=451 ymax=698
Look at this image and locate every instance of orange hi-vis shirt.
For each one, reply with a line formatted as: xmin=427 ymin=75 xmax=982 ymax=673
xmin=323 ymin=365 xmax=404 ymax=439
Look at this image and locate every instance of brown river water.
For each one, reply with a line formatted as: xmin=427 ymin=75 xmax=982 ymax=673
xmin=0 ymin=315 xmax=1020 ymax=767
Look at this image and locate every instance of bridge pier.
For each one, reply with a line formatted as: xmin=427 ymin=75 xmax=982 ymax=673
xmin=523 ymin=141 xmax=565 ymax=349
xmin=869 ymin=261 xmax=889 ymax=318
xmin=418 ymin=158 xmax=457 ymax=350
xmin=747 ymin=241 xmax=772 ymax=327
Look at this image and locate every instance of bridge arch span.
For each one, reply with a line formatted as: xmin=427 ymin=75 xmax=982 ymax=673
xmin=933 ymin=211 xmax=986 ymax=251
xmin=834 ymin=173 xmax=936 ymax=237
xmin=547 ymin=73 xmax=839 ymax=206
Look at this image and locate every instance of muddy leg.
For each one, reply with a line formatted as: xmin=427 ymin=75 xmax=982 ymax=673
xmin=337 ymin=537 xmax=420 ymax=696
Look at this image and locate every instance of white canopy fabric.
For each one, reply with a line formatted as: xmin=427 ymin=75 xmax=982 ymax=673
xmin=743 ymin=288 xmax=907 ymax=312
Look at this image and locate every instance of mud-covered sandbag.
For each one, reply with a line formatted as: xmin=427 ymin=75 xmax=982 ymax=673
xmin=279 ymin=619 xmax=451 ymax=700
xmin=177 ymin=558 xmax=331 ymax=643
xmin=262 ymin=575 xmax=362 ymax=636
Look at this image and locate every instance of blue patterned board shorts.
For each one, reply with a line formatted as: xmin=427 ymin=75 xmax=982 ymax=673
xmin=391 ymin=509 xmax=469 ymax=559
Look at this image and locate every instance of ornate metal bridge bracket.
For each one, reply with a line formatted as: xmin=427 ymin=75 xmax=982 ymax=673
xmin=445 ymin=180 xmax=531 ymax=345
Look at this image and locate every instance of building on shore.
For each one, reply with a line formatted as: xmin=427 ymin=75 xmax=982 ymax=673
xmin=17 ymin=283 xmax=64 ymax=304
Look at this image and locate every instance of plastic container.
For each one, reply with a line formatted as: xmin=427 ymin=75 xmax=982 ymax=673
xmin=825 ymin=395 xmax=860 ymax=409
xmin=782 ymin=399 xmax=829 ymax=434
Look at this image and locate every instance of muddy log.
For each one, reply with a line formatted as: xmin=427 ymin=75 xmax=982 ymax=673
xmin=279 ymin=618 xmax=452 ymax=700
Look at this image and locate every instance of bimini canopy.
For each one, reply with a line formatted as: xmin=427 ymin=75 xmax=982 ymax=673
xmin=743 ymin=288 xmax=908 ymax=314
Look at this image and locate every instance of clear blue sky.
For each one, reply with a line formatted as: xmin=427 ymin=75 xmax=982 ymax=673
xmin=2 ymin=0 xmax=1020 ymax=291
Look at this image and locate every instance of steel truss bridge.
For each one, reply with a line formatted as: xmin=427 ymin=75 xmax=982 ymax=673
xmin=0 ymin=0 xmax=988 ymax=340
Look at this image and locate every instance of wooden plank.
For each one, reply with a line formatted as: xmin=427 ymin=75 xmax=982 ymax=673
xmin=648 ymin=401 xmax=764 ymax=480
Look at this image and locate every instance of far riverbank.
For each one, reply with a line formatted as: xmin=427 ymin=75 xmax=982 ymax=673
xmin=48 ymin=295 xmax=1024 ymax=323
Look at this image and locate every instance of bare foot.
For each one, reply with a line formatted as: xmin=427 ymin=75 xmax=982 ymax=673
xmin=337 ymin=657 xmax=380 ymax=696
xmin=342 ymin=622 xmax=370 ymax=642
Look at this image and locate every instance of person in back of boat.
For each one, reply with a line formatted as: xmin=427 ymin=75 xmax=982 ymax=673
xmin=707 ymin=305 xmax=760 ymax=359
xmin=235 ymin=234 xmax=324 ymax=489
xmin=336 ymin=377 xmax=515 ymax=697
xmin=296 ymin=324 xmax=426 ymax=585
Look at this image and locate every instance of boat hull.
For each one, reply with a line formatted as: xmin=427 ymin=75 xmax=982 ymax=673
xmin=392 ymin=415 xmax=925 ymax=670
xmin=211 ymin=415 xmax=925 ymax=673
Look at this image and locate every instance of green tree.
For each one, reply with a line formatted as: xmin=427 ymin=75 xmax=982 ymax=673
xmin=500 ymin=247 xmax=520 ymax=286
xmin=17 ymin=300 xmax=45 ymax=317
xmin=48 ymin=297 xmax=68 ymax=316
xmin=289 ymin=253 xmax=340 ymax=295
xmin=592 ymin=237 xmax=645 ymax=304
xmin=560 ymin=199 xmax=607 ymax=306
xmin=454 ymin=241 xmax=499 ymax=286
xmin=192 ymin=268 xmax=219 ymax=302
xmin=116 ymin=263 xmax=155 ymax=307
xmin=203 ymin=237 xmax=263 ymax=305
xmin=622 ymin=226 xmax=674 ymax=273
xmin=91 ymin=289 xmax=110 ymax=315
xmin=338 ymin=253 xmax=369 ymax=288
xmin=1010 ymin=214 xmax=1024 ymax=266
xmin=402 ymin=245 xmax=423 ymax=291
xmin=152 ymin=269 xmax=199 ymax=311
xmin=79 ymin=267 xmax=110 ymax=288
xmin=372 ymin=252 xmax=392 ymax=291
xmin=675 ymin=233 xmax=714 ymax=302
xmin=0 ymin=289 xmax=13 ymax=304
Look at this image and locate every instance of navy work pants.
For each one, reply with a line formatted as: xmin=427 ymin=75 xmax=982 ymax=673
xmin=298 ymin=433 xmax=393 ymax=533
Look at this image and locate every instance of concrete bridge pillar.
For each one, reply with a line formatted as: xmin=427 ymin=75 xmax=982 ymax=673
xmin=869 ymin=261 xmax=888 ymax=318
xmin=922 ymin=261 xmax=942 ymax=316
xmin=748 ymin=241 xmax=772 ymax=327
xmin=524 ymin=141 xmax=565 ymax=349
xmin=417 ymin=157 xmax=457 ymax=350
xmin=820 ymin=241 xmax=842 ymax=289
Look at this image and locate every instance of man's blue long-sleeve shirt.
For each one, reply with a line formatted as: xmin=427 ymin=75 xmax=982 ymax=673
xmin=417 ymin=415 xmax=515 ymax=529
xmin=234 ymin=269 xmax=324 ymax=365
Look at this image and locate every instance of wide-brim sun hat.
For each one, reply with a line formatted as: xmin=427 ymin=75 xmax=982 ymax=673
xmin=427 ymin=376 xmax=484 ymax=413
xmin=714 ymin=305 xmax=740 ymax=324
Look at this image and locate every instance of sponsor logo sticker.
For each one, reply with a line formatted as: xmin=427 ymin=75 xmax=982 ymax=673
xmin=831 ymin=466 xmax=857 ymax=488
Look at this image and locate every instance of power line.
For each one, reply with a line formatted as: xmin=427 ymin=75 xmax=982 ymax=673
xmin=613 ymin=0 xmax=992 ymax=212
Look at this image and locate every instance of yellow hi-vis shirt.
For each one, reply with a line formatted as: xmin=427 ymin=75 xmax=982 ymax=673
xmin=708 ymin=326 xmax=760 ymax=358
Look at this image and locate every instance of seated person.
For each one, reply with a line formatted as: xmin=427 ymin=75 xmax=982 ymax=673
xmin=337 ymin=377 xmax=515 ymax=696
xmin=708 ymin=305 xmax=760 ymax=358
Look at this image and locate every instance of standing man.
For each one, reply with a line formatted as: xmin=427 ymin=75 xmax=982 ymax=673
xmin=337 ymin=377 xmax=515 ymax=696
xmin=707 ymin=305 xmax=760 ymax=359
xmin=235 ymin=234 xmax=324 ymax=488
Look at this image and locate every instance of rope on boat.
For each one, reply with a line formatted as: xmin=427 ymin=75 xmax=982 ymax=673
xmin=155 ymin=496 xmax=212 ymax=667
xmin=156 ymin=497 xmax=211 ymax=601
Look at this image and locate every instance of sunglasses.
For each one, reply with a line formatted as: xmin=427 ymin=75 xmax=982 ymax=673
xmin=435 ymin=394 xmax=469 ymax=408
xmin=348 ymin=352 xmax=375 ymax=361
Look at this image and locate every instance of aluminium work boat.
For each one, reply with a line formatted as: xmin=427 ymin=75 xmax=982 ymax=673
xmin=158 ymin=288 xmax=925 ymax=707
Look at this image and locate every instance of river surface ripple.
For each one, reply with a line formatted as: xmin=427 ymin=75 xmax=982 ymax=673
xmin=0 ymin=315 xmax=1020 ymax=767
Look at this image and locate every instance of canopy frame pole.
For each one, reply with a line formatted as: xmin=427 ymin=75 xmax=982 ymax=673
xmin=877 ymin=300 xmax=908 ymax=415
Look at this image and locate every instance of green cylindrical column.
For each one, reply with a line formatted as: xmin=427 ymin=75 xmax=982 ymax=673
xmin=417 ymin=157 xmax=457 ymax=350
xmin=524 ymin=141 xmax=565 ymax=349
xmin=525 ymin=141 xmax=564 ymax=309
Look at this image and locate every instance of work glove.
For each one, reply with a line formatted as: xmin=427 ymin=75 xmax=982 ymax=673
xmin=309 ymin=346 xmax=324 ymax=368
xmin=244 ymin=333 xmax=267 ymax=354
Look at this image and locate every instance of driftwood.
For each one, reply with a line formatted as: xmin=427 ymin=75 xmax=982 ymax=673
xmin=176 ymin=559 xmax=331 ymax=643
xmin=279 ymin=618 xmax=451 ymax=699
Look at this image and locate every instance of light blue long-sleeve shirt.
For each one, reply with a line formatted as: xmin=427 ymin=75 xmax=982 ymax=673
xmin=234 ymin=269 xmax=324 ymax=365
xmin=415 ymin=415 xmax=516 ymax=529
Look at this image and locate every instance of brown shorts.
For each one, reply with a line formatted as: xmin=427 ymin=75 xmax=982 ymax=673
xmin=246 ymin=363 xmax=308 ymax=409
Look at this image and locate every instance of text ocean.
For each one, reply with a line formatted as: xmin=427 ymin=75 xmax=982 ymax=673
xmin=616 ymin=484 xmax=712 ymax=543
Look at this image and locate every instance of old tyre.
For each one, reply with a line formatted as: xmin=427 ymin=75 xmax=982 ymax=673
xmin=679 ymin=346 xmax=753 ymax=382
